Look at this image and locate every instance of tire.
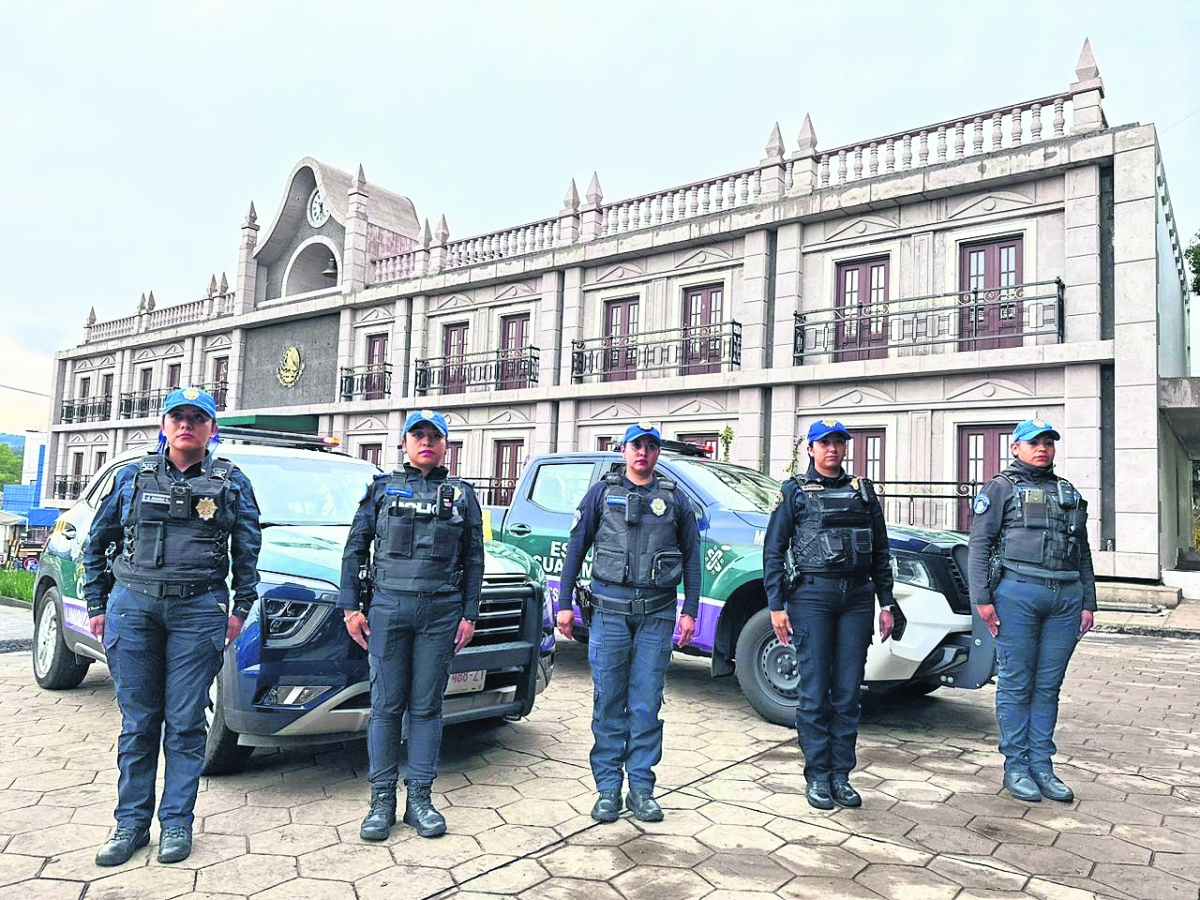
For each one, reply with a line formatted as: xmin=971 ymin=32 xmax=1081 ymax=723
xmin=203 ymin=671 xmax=254 ymax=775
xmin=734 ymin=608 xmax=799 ymax=727
xmin=32 ymin=588 xmax=91 ymax=690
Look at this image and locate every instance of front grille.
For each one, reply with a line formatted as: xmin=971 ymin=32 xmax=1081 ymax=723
xmin=473 ymin=579 xmax=533 ymax=647
xmin=946 ymin=546 xmax=972 ymax=614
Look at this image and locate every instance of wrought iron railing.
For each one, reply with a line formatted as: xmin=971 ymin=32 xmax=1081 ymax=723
xmin=875 ymin=479 xmax=981 ymax=532
xmin=196 ymin=380 xmax=229 ymax=411
xmin=60 ymin=396 xmax=113 ymax=424
xmin=793 ymin=279 xmax=1064 ymax=364
xmin=462 ymin=477 xmax=519 ymax=507
xmin=52 ymin=475 xmax=90 ymax=501
xmin=571 ymin=320 xmax=742 ymax=383
xmin=118 ymin=388 xmax=172 ymax=419
xmin=340 ymin=364 xmax=393 ymax=401
xmin=415 ymin=347 xmax=539 ymax=395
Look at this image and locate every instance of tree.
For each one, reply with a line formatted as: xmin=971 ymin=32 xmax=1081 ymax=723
xmin=1187 ymin=230 xmax=1200 ymax=296
xmin=0 ymin=444 xmax=22 ymax=488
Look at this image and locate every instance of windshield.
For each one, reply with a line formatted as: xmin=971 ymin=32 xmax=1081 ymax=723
xmin=232 ymin=453 xmax=377 ymax=525
xmin=668 ymin=459 xmax=781 ymax=513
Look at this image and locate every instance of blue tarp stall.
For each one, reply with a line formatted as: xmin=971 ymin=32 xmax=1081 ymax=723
xmin=27 ymin=508 xmax=59 ymax=528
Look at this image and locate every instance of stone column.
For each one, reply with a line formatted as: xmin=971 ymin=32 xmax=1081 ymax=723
xmin=768 ymin=384 xmax=799 ymax=482
xmin=337 ymin=308 xmax=355 ymax=400
xmin=226 ymin=328 xmax=246 ymax=411
xmin=771 ymin=223 xmax=804 ymax=369
xmin=1061 ymin=364 xmax=1103 ymax=565
xmin=579 ymin=174 xmax=603 ymax=242
xmin=757 ymin=124 xmax=786 ymax=201
xmin=1069 ymin=40 xmax=1106 ymax=136
xmin=788 ymin=115 xmax=819 ymax=196
xmin=739 ymin=231 xmax=772 ymax=371
xmin=234 ymin=203 xmax=260 ymax=314
xmin=1064 ymin=166 xmax=1102 ymax=343
xmin=343 ymin=166 xmax=370 ymax=293
xmin=538 ymin=270 xmax=563 ymax=387
xmin=559 ymin=267 xmax=585 ymax=387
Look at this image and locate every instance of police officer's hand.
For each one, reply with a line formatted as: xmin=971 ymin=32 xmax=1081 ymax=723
xmin=977 ymin=603 xmax=1000 ymax=637
xmin=878 ymin=608 xmax=894 ymax=642
xmin=89 ymin=615 xmax=105 ymax=641
xmin=455 ymin=618 xmax=475 ymax=654
xmin=344 ymin=610 xmax=370 ymax=650
xmin=677 ymin=614 xmax=696 ymax=648
xmin=225 ymin=615 xmax=244 ymax=647
xmin=770 ymin=609 xmax=791 ymax=645
xmin=556 ymin=609 xmax=575 ymax=641
xmin=1079 ymin=609 xmax=1094 ymax=638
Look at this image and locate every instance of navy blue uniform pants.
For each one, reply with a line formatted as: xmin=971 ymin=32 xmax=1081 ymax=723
xmin=786 ymin=577 xmax=875 ymax=781
xmin=366 ymin=588 xmax=461 ymax=787
xmin=992 ymin=574 xmax=1083 ymax=775
xmin=103 ymin=583 xmax=228 ymax=829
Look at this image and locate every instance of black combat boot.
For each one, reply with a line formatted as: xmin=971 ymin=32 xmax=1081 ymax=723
xmin=359 ymin=783 xmax=398 ymax=841
xmin=404 ymin=781 xmax=447 ymax=838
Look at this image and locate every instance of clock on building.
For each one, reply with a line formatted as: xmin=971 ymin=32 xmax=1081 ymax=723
xmin=307 ymin=187 xmax=330 ymax=227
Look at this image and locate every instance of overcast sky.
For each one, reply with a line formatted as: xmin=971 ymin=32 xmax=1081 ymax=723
xmin=1 ymin=0 xmax=1197 ymax=434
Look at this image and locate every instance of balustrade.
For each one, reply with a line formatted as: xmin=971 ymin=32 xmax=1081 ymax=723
xmin=340 ymin=364 xmax=393 ymax=401
xmin=118 ymin=388 xmax=173 ymax=420
xmin=571 ymin=320 xmax=742 ymax=384
xmin=415 ymin=347 xmax=540 ymax=395
xmin=60 ymin=396 xmax=113 ymax=424
xmin=52 ymin=474 xmax=90 ymax=501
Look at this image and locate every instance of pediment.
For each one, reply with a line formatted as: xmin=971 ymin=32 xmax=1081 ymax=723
xmin=67 ymin=433 xmax=87 ymax=444
xmin=668 ymin=396 xmax=728 ymax=416
xmin=595 ymin=261 xmax=647 ymax=283
xmin=355 ymin=306 xmax=394 ymax=325
xmin=674 ymin=244 xmax=734 ymax=270
xmin=586 ymin=401 xmax=640 ymax=421
xmin=165 ymin=343 xmax=184 ymax=357
xmin=487 ymin=407 xmax=531 ymax=425
xmin=494 ymin=281 xmax=538 ymax=302
xmin=443 ymin=411 xmax=468 ymax=429
xmin=128 ymin=430 xmax=152 ymax=445
xmin=824 ymin=214 xmax=900 ymax=242
xmin=820 ymin=385 xmax=896 ymax=407
xmin=75 ymin=358 xmax=95 ymax=371
xmin=206 ymin=334 xmax=232 ymax=350
xmin=90 ymin=432 xmax=108 ymax=444
xmin=133 ymin=348 xmax=157 ymax=362
xmin=351 ymin=416 xmax=387 ymax=431
xmin=944 ymin=377 xmax=1034 ymax=402
xmin=947 ymin=190 xmax=1034 ymax=220
xmin=99 ymin=356 xmax=115 ymax=368
xmin=433 ymin=293 xmax=472 ymax=311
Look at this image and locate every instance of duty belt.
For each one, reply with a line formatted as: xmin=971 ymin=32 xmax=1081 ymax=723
xmin=1004 ymin=572 xmax=1079 ymax=588
xmin=794 ymin=572 xmax=871 ymax=588
xmin=116 ymin=579 xmax=225 ymax=599
xmin=591 ymin=593 xmax=678 ymax=617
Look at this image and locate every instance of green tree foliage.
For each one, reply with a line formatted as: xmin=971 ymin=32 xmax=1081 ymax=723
xmin=1187 ymin=230 xmax=1200 ymax=295
xmin=0 ymin=444 xmax=22 ymax=488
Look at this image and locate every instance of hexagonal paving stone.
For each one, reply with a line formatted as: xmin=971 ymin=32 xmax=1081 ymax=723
xmin=89 ymin=864 xmax=197 ymax=899
xmin=389 ymin=834 xmax=482 ymax=870
xmin=1022 ymin=806 xmax=1112 ymax=835
xmin=6 ymin=822 xmax=109 ymax=857
xmin=694 ymin=852 xmax=793 ymax=892
xmin=444 ymin=784 xmax=523 ymax=809
xmin=203 ymin=804 xmax=290 ymax=835
xmin=1090 ymin=863 xmax=1196 ymax=900
xmin=541 ymin=845 xmax=633 ymax=880
xmin=993 ymin=843 xmax=1092 ymax=878
xmin=148 ymin=832 xmax=247 ymax=871
xmin=475 ymin=823 xmax=560 ymax=856
xmin=512 ymin=777 xmax=593 ymax=802
xmin=693 ymin=801 xmax=774 ymax=828
xmin=968 ymin=816 xmax=1058 ymax=846
xmin=840 ymin=835 xmax=932 ymax=866
xmin=695 ymin=823 xmax=784 ymax=854
xmin=441 ymin=805 xmax=505 ymax=836
xmin=1152 ymin=852 xmax=1200 ymax=883
xmin=906 ymin=822 xmax=997 ymax=856
xmin=1111 ymin=824 xmax=1195 ymax=853
xmin=0 ymin=791 xmax=41 ymax=814
xmin=253 ymin=878 xmax=357 ymax=900
xmin=764 ymin=818 xmax=850 ymax=847
xmin=828 ymin=809 xmax=914 ymax=841
xmin=291 ymin=798 xmax=365 ymax=827
xmin=773 ymin=843 xmax=868 ymax=879
xmin=1123 ymin=792 xmax=1200 ymax=817
xmin=1076 ymin=800 xmax=1160 ymax=826
xmin=195 ymin=853 xmax=297 ymax=895
xmin=517 ymin=879 xmax=626 ymax=900
xmin=777 ymin=876 xmax=885 ymax=899
xmin=456 ymin=858 xmax=548 ymax=894
xmin=0 ymin=851 xmax=53 ymax=886
xmin=927 ymin=854 xmax=1029 ymax=892
xmin=855 ymin=862 xmax=960 ymax=900
xmin=496 ymin=798 xmax=577 ymax=828
xmin=628 ymin=808 xmax=712 ymax=838
xmin=1053 ymin=833 xmax=1152 ymax=865
xmin=249 ymin=823 xmax=340 ymax=856
xmin=873 ymin=780 xmax=952 ymax=803
xmin=450 ymin=853 xmax=516 ymax=883
xmin=297 ymin=842 xmax=395 ymax=881
xmin=611 ymin=865 xmax=712 ymax=900
xmin=693 ymin=780 xmax=773 ymax=805
xmin=0 ymin=804 xmax=74 ymax=836
xmin=355 ymin=864 xmax=454 ymax=900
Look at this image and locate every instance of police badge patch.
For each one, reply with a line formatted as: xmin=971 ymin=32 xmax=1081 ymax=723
xmin=972 ymin=493 xmax=990 ymax=515
xmin=770 ymin=491 xmax=783 ymax=512
xmin=196 ymin=497 xmax=218 ymax=520
xmin=650 ymin=497 xmax=667 ymax=516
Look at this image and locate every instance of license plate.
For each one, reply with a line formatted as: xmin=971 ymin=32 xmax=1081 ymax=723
xmin=445 ymin=669 xmax=486 ymax=696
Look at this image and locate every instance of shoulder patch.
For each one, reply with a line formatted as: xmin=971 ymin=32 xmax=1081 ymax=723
xmin=770 ymin=490 xmax=783 ymax=512
xmin=972 ymin=493 xmax=991 ymax=515
xmin=570 ymin=508 xmax=582 ymax=531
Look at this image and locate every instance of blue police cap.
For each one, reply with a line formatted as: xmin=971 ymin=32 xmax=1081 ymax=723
xmin=404 ymin=409 xmax=449 ymax=436
xmin=162 ymin=387 xmax=218 ymax=421
xmin=1012 ymin=418 xmax=1060 ymax=443
xmin=622 ymin=421 xmax=662 ymax=445
xmin=806 ymin=418 xmax=851 ymax=442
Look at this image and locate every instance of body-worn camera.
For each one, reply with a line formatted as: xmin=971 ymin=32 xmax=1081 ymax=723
xmin=169 ymin=484 xmax=191 ymax=519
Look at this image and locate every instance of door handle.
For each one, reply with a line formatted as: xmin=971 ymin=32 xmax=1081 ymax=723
xmin=508 ymin=523 xmax=532 ymax=536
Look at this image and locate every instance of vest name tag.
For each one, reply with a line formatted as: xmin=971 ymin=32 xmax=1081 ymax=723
xmin=385 ymin=486 xmax=414 ymax=497
xmin=141 ymin=492 xmax=171 ymax=505
xmin=392 ymin=499 xmax=437 ymax=516
xmin=605 ymin=496 xmax=629 ymax=506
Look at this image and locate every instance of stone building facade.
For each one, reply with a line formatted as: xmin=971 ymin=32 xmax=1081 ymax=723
xmin=46 ymin=42 xmax=1194 ymax=584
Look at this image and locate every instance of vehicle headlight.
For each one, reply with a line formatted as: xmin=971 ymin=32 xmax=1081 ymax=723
xmin=890 ymin=552 xmax=935 ymax=589
xmin=258 ymin=574 xmax=338 ymax=648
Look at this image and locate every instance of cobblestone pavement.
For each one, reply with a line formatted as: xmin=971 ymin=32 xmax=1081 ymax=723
xmin=0 ymin=630 xmax=1196 ymax=900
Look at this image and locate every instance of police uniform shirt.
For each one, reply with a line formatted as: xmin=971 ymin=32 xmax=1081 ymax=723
xmin=966 ymin=460 xmax=1097 ymax=611
xmin=559 ymin=474 xmax=702 ymax=619
xmin=762 ymin=462 xmax=895 ymax=613
xmin=83 ymin=454 xmax=263 ymax=619
xmin=339 ymin=464 xmax=485 ymax=620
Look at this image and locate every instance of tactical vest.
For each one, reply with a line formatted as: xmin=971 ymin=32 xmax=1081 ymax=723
xmin=790 ymin=475 xmax=875 ymax=574
xmin=112 ymin=453 xmax=235 ymax=587
xmin=371 ymin=473 xmax=467 ymax=593
xmin=590 ymin=474 xmax=684 ymax=590
xmin=997 ymin=469 xmax=1087 ymax=580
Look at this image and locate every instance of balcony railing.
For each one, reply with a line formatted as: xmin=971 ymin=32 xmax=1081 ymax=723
xmin=340 ymin=364 xmax=393 ymax=401
xmin=60 ymin=396 xmax=113 ymax=424
xmin=52 ymin=475 xmax=90 ymax=501
xmin=876 ymin=479 xmax=981 ymax=533
xmin=118 ymin=388 xmax=173 ymax=420
xmin=462 ymin=477 xmax=518 ymax=508
xmin=415 ymin=347 xmax=540 ymax=395
xmin=793 ymin=280 xmax=1064 ymax=364
xmin=195 ymin=380 xmax=229 ymax=411
xmin=571 ymin=321 xmax=742 ymax=383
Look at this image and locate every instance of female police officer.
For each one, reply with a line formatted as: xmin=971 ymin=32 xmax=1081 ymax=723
xmin=341 ymin=410 xmax=483 ymax=840
xmin=85 ymin=387 xmax=262 ymax=866
xmin=763 ymin=419 xmax=895 ymax=810
xmin=968 ymin=418 xmax=1095 ymax=803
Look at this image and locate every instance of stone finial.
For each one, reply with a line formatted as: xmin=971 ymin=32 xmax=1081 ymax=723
xmin=146 ymin=291 xmax=156 ymax=311
xmin=219 ymin=272 xmax=229 ymax=294
xmin=207 ymin=275 xmax=218 ymax=297
xmin=434 ymin=215 xmax=449 ymax=245
xmin=244 ymin=201 xmax=258 ymax=227
xmin=563 ymin=178 xmax=580 ymax=214
xmin=765 ymin=123 xmax=785 ymax=160
xmin=584 ymin=172 xmax=603 ymax=208
xmin=1075 ymin=38 xmax=1099 ymax=81
xmin=86 ymin=306 xmax=96 ymax=327
xmin=796 ymin=114 xmax=818 ymax=156
xmin=138 ymin=292 xmax=147 ymax=313
xmin=421 ymin=218 xmax=433 ymax=249
xmin=352 ymin=164 xmax=367 ymax=193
